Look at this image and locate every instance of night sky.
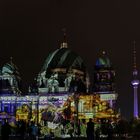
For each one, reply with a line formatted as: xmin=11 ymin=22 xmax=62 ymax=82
xmin=0 ymin=0 xmax=140 ymax=119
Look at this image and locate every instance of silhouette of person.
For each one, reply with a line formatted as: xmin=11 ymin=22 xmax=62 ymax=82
xmin=30 ymin=121 xmax=38 ymax=140
xmin=106 ymin=120 xmax=113 ymax=140
xmin=1 ymin=119 xmax=11 ymax=140
xmin=86 ymin=118 xmax=94 ymax=140
xmin=19 ymin=120 xmax=26 ymax=140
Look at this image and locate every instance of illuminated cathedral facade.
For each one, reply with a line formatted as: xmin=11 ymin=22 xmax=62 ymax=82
xmin=0 ymin=36 xmax=118 ymax=125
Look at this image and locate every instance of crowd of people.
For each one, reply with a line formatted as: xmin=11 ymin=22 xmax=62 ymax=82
xmin=0 ymin=117 xmax=140 ymax=140
xmin=0 ymin=119 xmax=39 ymax=140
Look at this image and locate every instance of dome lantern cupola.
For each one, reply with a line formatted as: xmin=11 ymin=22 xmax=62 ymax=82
xmin=60 ymin=28 xmax=68 ymax=49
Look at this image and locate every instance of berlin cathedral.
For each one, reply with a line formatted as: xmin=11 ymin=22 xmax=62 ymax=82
xmin=0 ymin=34 xmax=118 ymax=128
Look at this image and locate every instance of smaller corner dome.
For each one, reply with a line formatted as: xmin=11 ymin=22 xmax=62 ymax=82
xmin=2 ymin=58 xmax=20 ymax=76
xmin=95 ymin=51 xmax=111 ymax=68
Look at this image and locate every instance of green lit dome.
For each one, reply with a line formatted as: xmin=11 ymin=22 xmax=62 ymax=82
xmin=2 ymin=59 xmax=20 ymax=80
xmin=37 ymin=35 xmax=87 ymax=92
xmin=41 ymin=47 xmax=86 ymax=76
xmin=37 ymin=45 xmax=87 ymax=90
xmin=0 ymin=58 xmax=21 ymax=94
xmin=95 ymin=51 xmax=111 ymax=68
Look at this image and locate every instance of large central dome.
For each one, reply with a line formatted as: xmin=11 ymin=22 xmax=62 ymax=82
xmin=41 ymin=47 xmax=86 ymax=75
xmin=37 ymin=39 xmax=88 ymax=93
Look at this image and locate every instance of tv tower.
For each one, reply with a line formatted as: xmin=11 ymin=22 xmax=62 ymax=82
xmin=131 ymin=41 xmax=139 ymax=118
